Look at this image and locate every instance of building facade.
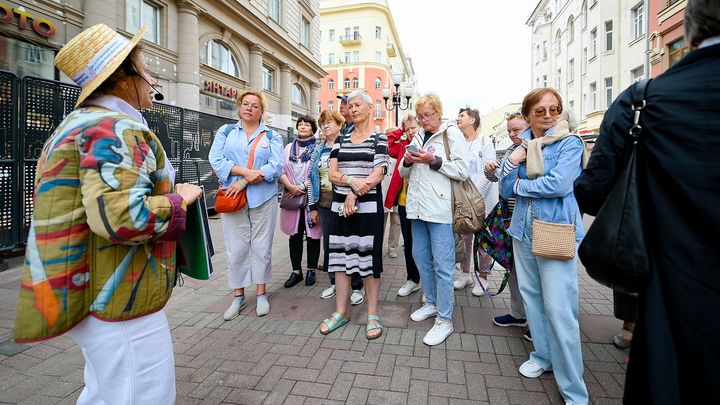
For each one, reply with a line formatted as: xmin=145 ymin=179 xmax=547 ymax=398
xmin=318 ymin=0 xmax=414 ymax=133
xmin=648 ymin=0 xmax=687 ymax=77
xmin=480 ymin=103 xmax=522 ymax=150
xmin=0 ymin=0 xmax=326 ymax=131
xmin=527 ymin=0 xmax=648 ymax=134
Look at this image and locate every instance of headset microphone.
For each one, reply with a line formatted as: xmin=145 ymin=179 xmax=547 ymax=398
xmin=140 ymin=75 xmax=164 ymax=101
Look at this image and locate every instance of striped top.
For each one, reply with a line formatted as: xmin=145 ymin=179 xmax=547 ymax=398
xmin=330 ymin=132 xmax=389 ymax=195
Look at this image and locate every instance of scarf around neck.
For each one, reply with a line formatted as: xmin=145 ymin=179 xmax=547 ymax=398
xmin=522 ymin=120 xmax=589 ymax=179
xmin=290 ymin=136 xmax=317 ymax=163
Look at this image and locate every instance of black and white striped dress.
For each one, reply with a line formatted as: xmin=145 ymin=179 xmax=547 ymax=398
xmin=327 ymin=132 xmax=389 ymax=278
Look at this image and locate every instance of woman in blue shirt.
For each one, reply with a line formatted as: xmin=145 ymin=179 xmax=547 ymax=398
xmin=498 ymin=88 xmax=588 ymax=405
xmin=209 ymin=90 xmax=284 ymax=320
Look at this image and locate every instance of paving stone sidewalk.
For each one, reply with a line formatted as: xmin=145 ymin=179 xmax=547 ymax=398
xmin=0 ymin=214 xmax=626 ymax=404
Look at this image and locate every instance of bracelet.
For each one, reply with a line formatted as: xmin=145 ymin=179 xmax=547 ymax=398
xmin=346 ymin=176 xmax=353 ymax=186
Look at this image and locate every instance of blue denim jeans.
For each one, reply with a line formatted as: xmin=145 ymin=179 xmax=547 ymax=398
xmin=512 ymin=237 xmax=589 ymax=405
xmin=411 ymin=220 xmax=455 ymax=321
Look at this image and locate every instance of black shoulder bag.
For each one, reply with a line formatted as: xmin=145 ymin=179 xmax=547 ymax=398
xmin=578 ymin=78 xmax=652 ymax=294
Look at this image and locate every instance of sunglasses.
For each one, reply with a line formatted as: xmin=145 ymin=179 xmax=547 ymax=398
xmin=533 ymin=106 xmax=562 ymax=117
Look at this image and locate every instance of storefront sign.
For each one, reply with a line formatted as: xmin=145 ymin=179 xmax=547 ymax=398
xmin=203 ymin=80 xmax=240 ymax=100
xmin=0 ymin=2 xmax=57 ymax=38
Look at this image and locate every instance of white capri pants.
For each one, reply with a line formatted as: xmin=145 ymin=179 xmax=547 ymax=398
xmin=65 ymin=310 xmax=175 ymax=405
xmin=222 ymin=196 xmax=278 ymax=289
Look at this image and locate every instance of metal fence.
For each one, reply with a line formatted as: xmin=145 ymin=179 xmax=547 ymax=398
xmin=0 ymin=72 xmax=288 ymax=254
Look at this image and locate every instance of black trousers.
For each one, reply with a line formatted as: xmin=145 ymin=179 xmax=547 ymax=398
xmin=289 ymin=209 xmax=320 ymax=271
xmin=398 ymin=205 xmax=420 ymax=283
xmin=318 ymin=206 xmax=363 ymax=290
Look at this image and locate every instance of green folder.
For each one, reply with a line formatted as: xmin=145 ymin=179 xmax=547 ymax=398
xmin=178 ymin=187 xmax=214 ymax=280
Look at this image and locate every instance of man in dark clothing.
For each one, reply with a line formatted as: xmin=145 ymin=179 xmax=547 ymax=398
xmin=574 ymin=1 xmax=720 ymax=403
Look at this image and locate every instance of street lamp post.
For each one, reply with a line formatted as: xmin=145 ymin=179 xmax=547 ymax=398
xmin=382 ymin=73 xmax=412 ymax=127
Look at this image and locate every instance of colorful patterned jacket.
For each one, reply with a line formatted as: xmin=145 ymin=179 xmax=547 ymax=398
xmin=14 ymin=107 xmax=186 ymax=342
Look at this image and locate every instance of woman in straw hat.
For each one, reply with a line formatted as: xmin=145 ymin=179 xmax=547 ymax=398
xmin=13 ymin=24 xmax=202 ymax=404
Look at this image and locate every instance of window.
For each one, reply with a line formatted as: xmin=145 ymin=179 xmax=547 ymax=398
xmin=328 ymin=79 xmax=334 ymax=90
xmin=317 ymin=101 xmax=322 ymax=114
xmin=582 ymin=1 xmax=587 ymax=28
xmin=375 ymin=51 xmax=382 ymax=63
xmin=352 ymin=51 xmax=360 ymax=63
xmin=262 ymin=65 xmax=274 ymax=91
xmin=590 ymin=81 xmax=597 ymax=111
xmin=328 ymin=100 xmax=334 ymax=111
xmin=542 ymin=75 xmax=547 ymax=88
xmin=329 ymin=29 xmax=335 ymax=41
xmin=605 ymin=77 xmax=613 ymax=108
xmin=353 ymin=26 xmax=360 ymax=40
xmin=375 ymin=26 xmax=382 ymax=39
xmin=542 ymin=41 xmax=548 ymax=59
xmin=292 ymin=84 xmax=306 ymax=106
xmin=344 ymin=52 xmax=350 ymax=63
xmin=202 ymin=40 xmax=240 ymax=78
xmin=375 ymin=77 xmax=381 ymax=89
xmin=568 ymin=59 xmax=575 ymax=82
xmin=126 ymin=0 xmax=159 ymax=44
xmin=669 ymin=37 xmax=688 ymax=67
xmin=301 ymin=18 xmax=310 ymax=48
xmin=582 ymin=47 xmax=587 ymax=74
xmin=590 ymin=28 xmax=597 ymax=58
xmin=632 ymin=3 xmax=645 ymax=40
xmin=555 ymin=30 xmax=562 ymax=55
xmin=605 ymin=21 xmax=613 ymax=51
xmin=344 ymin=27 xmax=351 ymax=38
xmin=375 ymin=124 xmax=382 ymax=133
xmin=375 ymin=100 xmax=382 ymax=118
xmin=344 ymin=77 xmax=350 ymax=89
xmin=568 ymin=15 xmax=575 ymax=42
xmin=352 ymin=77 xmax=358 ymax=89
xmin=557 ymin=69 xmax=562 ymax=93
xmin=631 ymin=66 xmax=644 ymax=82
xmin=328 ymin=53 xmax=335 ymax=65
xmin=269 ymin=0 xmax=281 ymax=22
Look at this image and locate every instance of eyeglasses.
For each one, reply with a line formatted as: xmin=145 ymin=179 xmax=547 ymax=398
xmin=417 ymin=111 xmax=437 ymax=121
xmin=240 ymin=101 xmax=261 ymax=111
xmin=533 ymin=106 xmax=561 ymax=117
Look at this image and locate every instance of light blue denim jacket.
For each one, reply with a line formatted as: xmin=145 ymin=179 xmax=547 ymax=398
xmin=209 ymin=120 xmax=284 ymax=208
xmin=308 ymin=140 xmax=330 ymax=210
xmin=498 ymin=126 xmax=585 ymax=242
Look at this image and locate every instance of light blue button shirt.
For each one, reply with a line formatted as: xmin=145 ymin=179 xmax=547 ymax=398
xmin=209 ymin=120 xmax=284 ymax=208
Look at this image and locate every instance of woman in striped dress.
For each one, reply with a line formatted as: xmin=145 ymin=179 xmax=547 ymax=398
xmin=319 ymin=90 xmax=388 ymax=339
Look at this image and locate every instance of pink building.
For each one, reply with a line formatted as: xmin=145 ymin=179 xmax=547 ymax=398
xmin=649 ymin=0 xmax=688 ymax=77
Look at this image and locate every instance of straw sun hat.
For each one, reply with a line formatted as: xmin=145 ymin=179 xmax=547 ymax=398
xmin=55 ymin=24 xmax=147 ymax=108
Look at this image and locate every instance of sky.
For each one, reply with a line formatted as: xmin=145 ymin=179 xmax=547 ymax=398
xmin=386 ymin=0 xmax=540 ymax=116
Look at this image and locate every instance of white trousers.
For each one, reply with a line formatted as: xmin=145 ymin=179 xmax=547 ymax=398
xmin=65 ymin=310 xmax=176 ymax=405
xmin=222 ymin=196 xmax=278 ymax=289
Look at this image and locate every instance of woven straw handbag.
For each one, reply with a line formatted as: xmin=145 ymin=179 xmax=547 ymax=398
xmin=530 ymin=200 xmax=576 ymax=260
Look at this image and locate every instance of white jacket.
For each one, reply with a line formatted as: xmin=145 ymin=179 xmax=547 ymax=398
xmin=399 ymin=120 xmax=469 ymax=224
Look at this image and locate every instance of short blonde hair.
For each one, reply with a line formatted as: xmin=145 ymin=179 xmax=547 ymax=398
xmin=318 ymin=108 xmax=345 ymax=127
xmin=401 ymin=114 xmax=417 ymax=131
xmin=236 ymin=89 xmax=267 ymax=115
xmin=415 ymin=93 xmax=443 ymax=117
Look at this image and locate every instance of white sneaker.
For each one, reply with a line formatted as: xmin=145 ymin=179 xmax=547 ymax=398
xmin=397 ymin=280 xmax=421 ymax=297
xmin=453 ymin=273 xmax=473 ymax=290
xmin=223 ymin=298 xmax=246 ymax=321
xmin=472 ymin=277 xmax=489 ymax=296
xmin=423 ymin=319 xmax=454 ymax=346
xmin=410 ymin=303 xmax=438 ymax=322
xmin=256 ymin=297 xmax=270 ymax=317
xmin=350 ymin=288 xmax=365 ymax=305
xmin=321 ymin=285 xmax=336 ymax=299
xmin=518 ymin=359 xmax=552 ymax=378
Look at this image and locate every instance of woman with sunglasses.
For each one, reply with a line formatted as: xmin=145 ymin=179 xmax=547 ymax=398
xmin=498 ymin=88 xmax=588 ymax=405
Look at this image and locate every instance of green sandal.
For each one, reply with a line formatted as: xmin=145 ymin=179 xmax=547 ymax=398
xmin=366 ymin=315 xmax=384 ymax=340
xmin=320 ymin=312 xmax=350 ymax=335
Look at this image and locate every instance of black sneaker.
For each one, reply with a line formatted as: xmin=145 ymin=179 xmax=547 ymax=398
xmin=305 ymin=270 xmax=316 ymax=286
xmin=493 ymin=314 xmax=528 ymax=327
xmin=284 ymin=272 xmax=303 ymax=288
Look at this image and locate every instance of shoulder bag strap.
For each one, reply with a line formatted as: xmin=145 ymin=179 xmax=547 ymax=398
xmin=441 ymin=129 xmax=451 ymax=161
xmin=629 ymin=78 xmax=651 ymax=141
xmin=247 ymin=131 xmax=266 ymax=169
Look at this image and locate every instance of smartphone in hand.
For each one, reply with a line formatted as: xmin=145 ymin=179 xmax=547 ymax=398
xmin=406 ymin=145 xmax=419 ymax=153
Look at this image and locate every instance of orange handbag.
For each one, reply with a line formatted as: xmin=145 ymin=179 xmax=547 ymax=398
xmin=215 ymin=130 xmax=265 ymax=213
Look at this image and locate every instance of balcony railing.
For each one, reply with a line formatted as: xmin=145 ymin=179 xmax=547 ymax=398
xmin=339 ymin=33 xmax=362 ymax=45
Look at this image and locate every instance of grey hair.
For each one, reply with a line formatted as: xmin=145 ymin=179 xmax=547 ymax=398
xmin=685 ymin=0 xmax=720 ymax=48
xmin=560 ymin=109 xmax=578 ymax=132
xmin=346 ymin=90 xmax=372 ymax=105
